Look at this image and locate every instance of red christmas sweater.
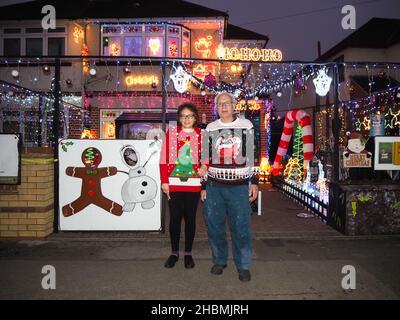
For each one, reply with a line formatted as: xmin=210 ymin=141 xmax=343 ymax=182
xmin=159 ymin=126 xmax=207 ymax=192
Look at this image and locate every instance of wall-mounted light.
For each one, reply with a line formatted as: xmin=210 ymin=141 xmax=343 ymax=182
xmin=11 ymin=69 xmax=19 ymax=79
xmin=42 ymin=65 xmax=51 ymax=74
xmin=123 ymin=67 xmax=131 ymax=75
xmin=89 ymin=67 xmax=97 ymax=77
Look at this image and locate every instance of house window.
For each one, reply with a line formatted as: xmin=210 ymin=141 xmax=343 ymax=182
xmin=146 ymin=37 xmax=163 ymax=57
xmin=48 ymin=37 xmax=65 ymax=56
xmin=25 ymin=27 xmax=43 ymax=34
xmin=3 ymin=38 xmax=21 ymax=56
xmin=124 ymin=36 xmax=143 ymax=56
xmin=100 ymin=110 xmax=122 ymax=139
xmin=26 ymin=38 xmax=43 ymax=56
xmin=101 ymin=23 xmax=189 ymax=58
xmin=1 ymin=24 xmax=66 ymax=56
xmin=104 ymin=37 xmax=121 ymax=56
xmin=4 ymin=28 xmax=21 ymax=34
xmin=168 ymin=38 xmax=179 ymax=58
xmin=48 ymin=27 xmax=66 ymax=33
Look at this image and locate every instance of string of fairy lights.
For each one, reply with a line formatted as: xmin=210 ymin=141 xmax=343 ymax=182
xmin=0 ymin=57 xmax=400 ymax=147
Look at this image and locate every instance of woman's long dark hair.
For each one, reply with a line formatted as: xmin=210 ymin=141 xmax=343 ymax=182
xmin=177 ymin=103 xmax=200 ymax=127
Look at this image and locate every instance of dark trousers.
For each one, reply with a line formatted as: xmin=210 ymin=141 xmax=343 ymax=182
xmin=168 ymin=192 xmax=200 ymax=253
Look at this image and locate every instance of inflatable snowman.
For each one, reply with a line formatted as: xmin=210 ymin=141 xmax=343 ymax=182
xmin=120 ymin=143 xmax=159 ymax=212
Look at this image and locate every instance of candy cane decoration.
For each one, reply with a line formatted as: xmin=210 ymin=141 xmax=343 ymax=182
xmin=272 ymin=109 xmax=313 ymax=176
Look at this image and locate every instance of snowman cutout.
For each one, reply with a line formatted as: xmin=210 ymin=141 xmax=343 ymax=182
xmin=120 ymin=141 xmax=160 ymax=212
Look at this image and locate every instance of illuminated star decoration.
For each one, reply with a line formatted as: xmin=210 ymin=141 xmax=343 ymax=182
xmin=355 ymin=119 xmax=362 ymax=131
xmin=362 ymin=116 xmax=371 ymax=131
xmin=170 ymin=65 xmax=191 ymax=93
xmin=313 ymin=67 xmax=332 ymax=97
xmin=385 ymin=109 xmax=394 ymax=129
xmin=390 ymin=109 xmax=400 ymax=128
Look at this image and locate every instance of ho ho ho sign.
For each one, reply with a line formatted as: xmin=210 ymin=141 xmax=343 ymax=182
xmin=216 ymin=45 xmax=283 ymax=62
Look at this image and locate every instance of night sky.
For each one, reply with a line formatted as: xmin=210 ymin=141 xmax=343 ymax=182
xmin=1 ymin=0 xmax=399 ymax=60
xmin=192 ymin=0 xmax=400 ymax=60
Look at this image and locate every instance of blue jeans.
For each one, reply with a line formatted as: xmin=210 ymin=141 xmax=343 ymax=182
xmin=203 ymin=182 xmax=252 ymax=270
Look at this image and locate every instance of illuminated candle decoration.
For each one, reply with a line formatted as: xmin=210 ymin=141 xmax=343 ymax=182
xmin=170 ymin=65 xmax=191 ymax=93
xmin=313 ymin=67 xmax=332 ymax=96
xmin=194 ymin=35 xmax=213 ymax=58
xmin=148 ymin=38 xmax=161 ymax=55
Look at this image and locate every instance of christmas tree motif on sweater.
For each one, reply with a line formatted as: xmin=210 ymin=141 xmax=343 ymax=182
xmin=170 ymin=140 xmax=197 ymax=182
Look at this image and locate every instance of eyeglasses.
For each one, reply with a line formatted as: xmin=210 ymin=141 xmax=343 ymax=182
xmin=217 ymin=102 xmax=233 ymax=107
xmin=180 ymin=114 xmax=195 ymax=119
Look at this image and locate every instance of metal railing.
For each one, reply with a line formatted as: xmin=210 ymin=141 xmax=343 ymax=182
xmin=271 ymin=176 xmax=329 ymax=222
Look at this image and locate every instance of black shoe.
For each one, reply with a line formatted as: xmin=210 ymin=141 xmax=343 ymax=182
xmin=164 ymin=255 xmax=178 ymax=268
xmin=210 ymin=264 xmax=227 ymax=275
xmin=238 ymin=269 xmax=251 ymax=282
xmin=184 ymin=255 xmax=195 ymax=269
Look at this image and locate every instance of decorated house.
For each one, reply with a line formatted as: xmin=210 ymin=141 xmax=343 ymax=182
xmin=269 ymin=18 xmax=400 ymax=235
xmin=1 ymin=1 xmax=399 ymax=238
xmin=0 ymin=0 xmax=273 ymax=160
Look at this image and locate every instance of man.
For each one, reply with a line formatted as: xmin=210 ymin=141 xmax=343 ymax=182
xmin=201 ymin=92 xmax=259 ymax=282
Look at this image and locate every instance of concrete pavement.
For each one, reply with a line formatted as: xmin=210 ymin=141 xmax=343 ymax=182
xmin=1 ymin=184 xmax=399 ymax=300
xmin=0 ymin=237 xmax=399 ymax=299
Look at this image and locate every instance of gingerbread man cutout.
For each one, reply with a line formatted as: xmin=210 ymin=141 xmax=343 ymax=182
xmin=62 ymin=147 xmax=123 ymax=217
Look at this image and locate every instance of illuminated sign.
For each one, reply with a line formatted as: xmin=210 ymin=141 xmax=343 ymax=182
xmin=110 ymin=43 xmax=120 ymax=56
xmin=235 ymin=100 xmax=261 ymax=111
xmin=195 ymin=35 xmax=213 ymax=58
xmin=125 ymin=75 xmax=159 ymax=86
xmin=170 ymin=65 xmax=191 ymax=93
xmin=192 ymin=63 xmax=217 ymax=80
xmin=230 ymin=64 xmax=243 ymax=73
xmin=73 ymin=26 xmax=84 ymax=44
xmin=149 ymin=38 xmax=161 ymax=55
xmin=217 ymin=45 xmax=283 ymax=62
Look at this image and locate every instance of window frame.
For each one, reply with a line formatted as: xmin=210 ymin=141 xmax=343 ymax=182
xmin=0 ymin=24 xmax=67 ymax=56
xmin=101 ymin=23 xmax=190 ymax=58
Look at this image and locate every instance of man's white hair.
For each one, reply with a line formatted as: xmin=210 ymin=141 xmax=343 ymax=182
xmin=214 ymin=92 xmax=236 ymax=106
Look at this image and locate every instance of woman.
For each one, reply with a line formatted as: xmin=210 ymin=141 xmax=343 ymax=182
xmin=160 ymin=103 xmax=207 ymax=269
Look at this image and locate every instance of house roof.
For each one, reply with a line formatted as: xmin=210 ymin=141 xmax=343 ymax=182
xmin=225 ymin=24 xmax=269 ymax=42
xmin=317 ymin=18 xmax=400 ymax=61
xmin=351 ymin=75 xmax=400 ymax=93
xmin=0 ymin=0 xmax=228 ymax=20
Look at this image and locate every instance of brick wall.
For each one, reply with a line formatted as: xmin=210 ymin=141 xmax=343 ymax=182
xmin=259 ymin=111 xmax=267 ymax=158
xmin=67 ymin=93 xmax=266 ymax=157
xmin=0 ymin=153 xmax=54 ymax=239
